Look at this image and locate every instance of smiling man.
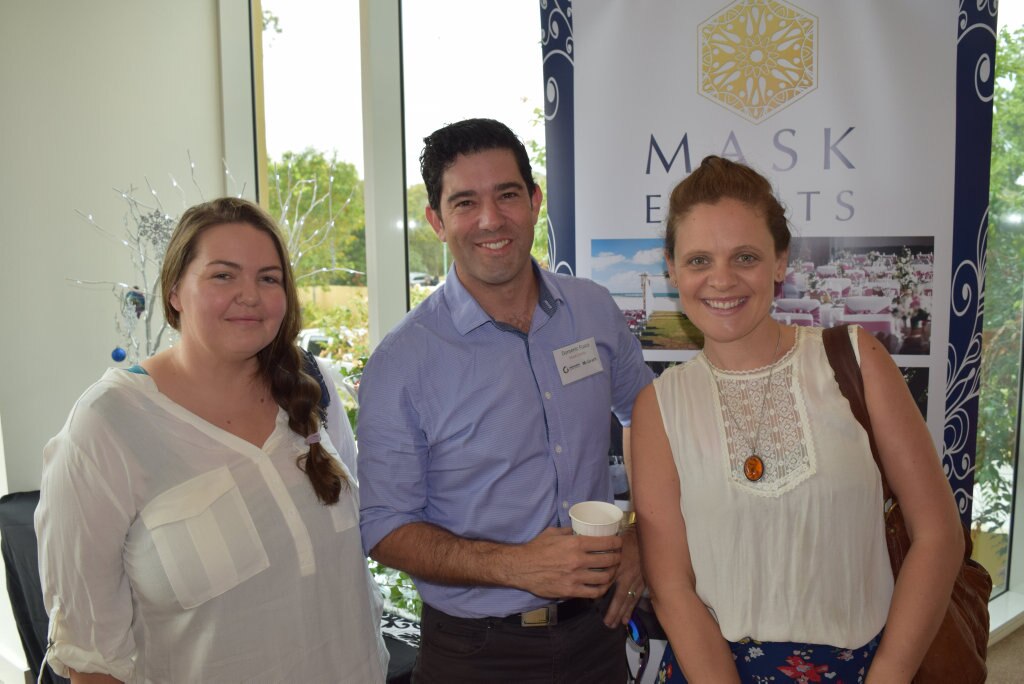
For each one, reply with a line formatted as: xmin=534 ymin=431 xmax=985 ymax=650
xmin=357 ymin=118 xmax=654 ymax=683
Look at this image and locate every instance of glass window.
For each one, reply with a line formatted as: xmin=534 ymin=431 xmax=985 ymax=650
xmin=401 ymin=0 xmax=548 ymax=310
xmin=260 ymin=0 xmax=369 ymax=408
xmin=972 ymin=9 xmax=1024 ymax=599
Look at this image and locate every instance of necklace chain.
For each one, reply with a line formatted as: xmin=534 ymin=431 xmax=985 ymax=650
xmin=710 ymin=326 xmax=784 ymax=480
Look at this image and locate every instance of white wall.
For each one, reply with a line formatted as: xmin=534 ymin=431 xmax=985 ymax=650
xmin=0 ymin=1 xmax=251 ymax=677
xmin=0 ymin=0 xmax=232 ymax=492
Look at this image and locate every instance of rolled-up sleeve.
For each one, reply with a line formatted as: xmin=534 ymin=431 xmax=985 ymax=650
xmin=35 ymin=430 xmax=136 ymax=681
xmin=356 ymin=345 xmax=431 ymax=556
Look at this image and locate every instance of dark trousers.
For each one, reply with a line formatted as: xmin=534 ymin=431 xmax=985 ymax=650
xmin=413 ymin=601 xmax=627 ymax=684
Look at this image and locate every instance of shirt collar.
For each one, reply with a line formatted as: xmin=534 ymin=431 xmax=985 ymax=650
xmin=442 ymin=260 xmax=563 ymax=336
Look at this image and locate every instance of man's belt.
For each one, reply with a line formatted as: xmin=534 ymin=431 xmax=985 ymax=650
xmin=503 ymin=597 xmax=595 ymax=627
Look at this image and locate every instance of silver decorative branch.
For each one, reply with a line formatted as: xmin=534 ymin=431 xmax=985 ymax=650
xmin=72 ymin=186 xmax=177 ymax=364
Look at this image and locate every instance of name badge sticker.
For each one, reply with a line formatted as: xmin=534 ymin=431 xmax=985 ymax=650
xmin=553 ymin=337 xmax=604 ymax=386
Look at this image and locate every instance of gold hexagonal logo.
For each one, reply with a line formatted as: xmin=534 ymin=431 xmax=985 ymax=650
xmin=699 ymin=0 xmax=817 ymax=124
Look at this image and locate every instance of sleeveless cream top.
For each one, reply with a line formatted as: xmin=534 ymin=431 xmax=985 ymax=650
xmin=653 ymin=326 xmax=893 ymax=647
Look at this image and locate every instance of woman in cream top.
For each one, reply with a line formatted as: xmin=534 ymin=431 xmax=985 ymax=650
xmin=654 ymin=325 xmax=892 ymax=646
xmin=36 ymin=198 xmax=388 ymax=683
xmin=631 ymin=157 xmax=964 ymax=683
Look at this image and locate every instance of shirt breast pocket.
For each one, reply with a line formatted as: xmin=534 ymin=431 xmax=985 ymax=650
xmin=141 ymin=467 xmax=269 ymax=609
xmin=329 ymin=486 xmax=359 ymax=533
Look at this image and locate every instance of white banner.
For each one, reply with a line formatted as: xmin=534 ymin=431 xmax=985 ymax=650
xmin=570 ymin=0 xmax=956 ymax=435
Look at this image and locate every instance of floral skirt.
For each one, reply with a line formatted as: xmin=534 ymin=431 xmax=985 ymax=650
xmin=657 ymin=632 xmax=881 ymax=683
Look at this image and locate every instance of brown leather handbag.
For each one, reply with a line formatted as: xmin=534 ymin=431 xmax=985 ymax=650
xmin=822 ymin=325 xmax=992 ymax=684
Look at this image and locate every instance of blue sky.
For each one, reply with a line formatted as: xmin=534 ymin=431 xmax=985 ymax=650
xmin=591 ymin=238 xmax=675 ymax=295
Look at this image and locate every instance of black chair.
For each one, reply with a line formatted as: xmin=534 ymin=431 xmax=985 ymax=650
xmin=383 ymin=634 xmax=416 ymax=684
xmin=0 ymin=491 xmax=67 ymax=683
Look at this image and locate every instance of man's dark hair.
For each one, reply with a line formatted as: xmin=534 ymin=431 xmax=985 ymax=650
xmin=419 ymin=118 xmax=536 ymax=213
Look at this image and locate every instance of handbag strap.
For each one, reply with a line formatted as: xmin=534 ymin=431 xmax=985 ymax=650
xmin=300 ymin=347 xmax=331 ymax=425
xmin=821 ymin=325 xmax=893 ymax=502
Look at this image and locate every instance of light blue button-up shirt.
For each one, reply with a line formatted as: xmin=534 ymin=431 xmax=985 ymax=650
xmin=357 ymin=263 xmax=654 ymax=619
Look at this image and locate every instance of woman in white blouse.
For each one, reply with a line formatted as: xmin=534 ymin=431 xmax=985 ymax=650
xmin=36 ymin=198 xmax=388 ymax=683
xmin=631 ymin=156 xmax=963 ymax=683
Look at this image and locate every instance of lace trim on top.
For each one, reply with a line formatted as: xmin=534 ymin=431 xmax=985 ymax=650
xmin=702 ymin=329 xmax=816 ymax=497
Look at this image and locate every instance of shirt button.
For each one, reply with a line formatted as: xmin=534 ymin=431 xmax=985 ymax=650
xmin=562 ymin=501 xmax=569 ymax=509
xmin=555 ymin=445 xmax=563 ymax=454
xmin=544 ymin=391 xmax=552 ymax=400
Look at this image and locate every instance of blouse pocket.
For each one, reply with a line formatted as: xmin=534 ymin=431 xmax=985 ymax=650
xmin=329 ymin=485 xmax=359 ymax=533
xmin=140 ymin=467 xmax=269 ymax=609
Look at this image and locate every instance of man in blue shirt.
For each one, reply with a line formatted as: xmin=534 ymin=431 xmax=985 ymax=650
xmin=358 ymin=118 xmax=654 ymax=682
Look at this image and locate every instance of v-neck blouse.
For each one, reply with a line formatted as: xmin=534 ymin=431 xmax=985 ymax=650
xmin=36 ymin=366 xmax=387 ymax=682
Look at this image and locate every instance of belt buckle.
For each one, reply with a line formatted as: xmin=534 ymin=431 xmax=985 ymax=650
xmin=520 ymin=603 xmax=557 ymax=627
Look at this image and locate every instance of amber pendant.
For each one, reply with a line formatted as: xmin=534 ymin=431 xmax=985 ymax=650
xmin=743 ymin=454 xmax=764 ymax=481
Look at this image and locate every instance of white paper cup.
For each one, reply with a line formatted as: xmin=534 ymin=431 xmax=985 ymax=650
xmin=569 ymin=501 xmax=624 ymax=536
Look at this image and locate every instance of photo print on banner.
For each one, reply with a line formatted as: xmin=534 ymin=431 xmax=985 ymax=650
xmin=591 ymin=236 xmax=935 ymax=358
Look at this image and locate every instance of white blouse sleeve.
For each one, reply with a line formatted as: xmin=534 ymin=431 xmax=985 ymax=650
xmin=316 ymin=356 xmax=359 ymax=482
xmin=35 ymin=427 xmax=137 ymax=682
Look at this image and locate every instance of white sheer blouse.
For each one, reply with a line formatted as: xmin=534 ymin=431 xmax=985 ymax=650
xmin=653 ymin=326 xmax=893 ymax=648
xmin=35 ymin=362 xmax=388 ymax=682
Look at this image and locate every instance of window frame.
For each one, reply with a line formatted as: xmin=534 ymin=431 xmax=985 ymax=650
xmin=360 ymin=0 xmax=410 ymax=347
xmin=221 ymin=0 xmax=262 ymax=203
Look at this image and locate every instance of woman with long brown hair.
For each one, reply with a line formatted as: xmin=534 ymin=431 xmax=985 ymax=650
xmin=36 ymin=197 xmax=387 ymax=682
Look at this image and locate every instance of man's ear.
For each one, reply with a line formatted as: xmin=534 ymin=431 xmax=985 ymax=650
xmin=426 ymin=205 xmax=445 ymax=241
xmin=530 ymin=184 xmax=543 ymax=224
